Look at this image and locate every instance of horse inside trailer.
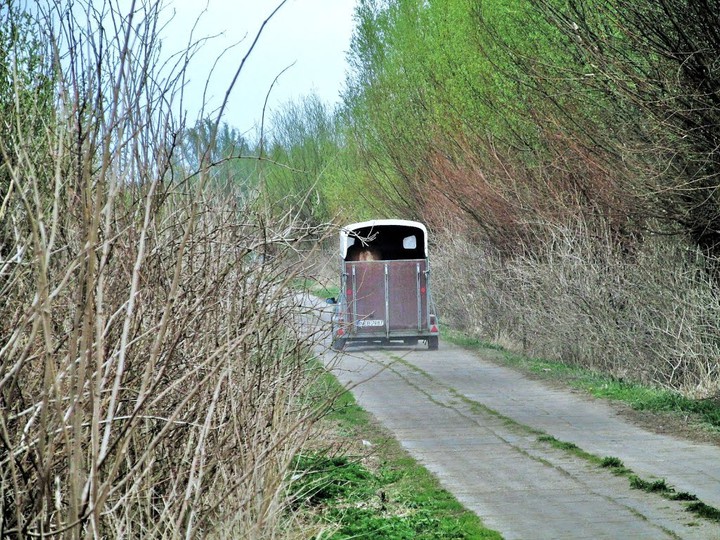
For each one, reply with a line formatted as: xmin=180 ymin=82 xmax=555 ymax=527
xmin=330 ymin=219 xmax=439 ymax=350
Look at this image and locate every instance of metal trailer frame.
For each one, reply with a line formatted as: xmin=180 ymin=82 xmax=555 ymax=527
xmin=330 ymin=219 xmax=440 ymax=350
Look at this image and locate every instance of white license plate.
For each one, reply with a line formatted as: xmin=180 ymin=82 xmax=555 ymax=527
xmin=357 ymin=319 xmax=385 ymax=327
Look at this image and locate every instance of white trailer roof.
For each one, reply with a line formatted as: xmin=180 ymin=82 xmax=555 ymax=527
xmin=339 ymin=219 xmax=429 ymax=259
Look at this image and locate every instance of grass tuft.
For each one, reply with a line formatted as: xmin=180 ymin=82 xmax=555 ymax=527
xmin=600 ymin=456 xmax=623 ymax=468
xmin=670 ymin=491 xmax=699 ymax=502
xmin=629 ymin=475 xmax=670 ymax=493
xmin=687 ymin=502 xmax=720 ymax=522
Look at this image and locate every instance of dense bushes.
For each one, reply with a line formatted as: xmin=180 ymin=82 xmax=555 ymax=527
xmin=336 ymin=0 xmax=720 ymax=397
xmin=433 ymin=223 xmax=720 ymax=396
xmin=0 ymin=2 xmax=327 ymax=537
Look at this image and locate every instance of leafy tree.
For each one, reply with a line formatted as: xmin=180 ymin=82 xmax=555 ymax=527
xmin=342 ymin=0 xmax=656 ymax=252
xmin=176 ymin=118 xmax=256 ymax=196
xmin=263 ymin=94 xmax=353 ymax=222
xmin=343 ymin=0 xmax=600 ymax=246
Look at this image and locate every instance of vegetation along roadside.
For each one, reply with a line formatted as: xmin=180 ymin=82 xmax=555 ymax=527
xmin=290 ymin=365 xmax=502 ymax=539
xmin=445 ymin=330 xmax=720 ymax=440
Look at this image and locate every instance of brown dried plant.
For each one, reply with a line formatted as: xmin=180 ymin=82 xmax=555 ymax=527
xmin=0 ymin=1 xmax=329 ymax=537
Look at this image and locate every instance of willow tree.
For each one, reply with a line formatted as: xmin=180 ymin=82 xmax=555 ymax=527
xmin=343 ymin=0 xmax=632 ymax=251
xmin=531 ymin=0 xmax=720 ymax=256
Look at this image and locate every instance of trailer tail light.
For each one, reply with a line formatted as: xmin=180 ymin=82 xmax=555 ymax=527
xmin=337 ymin=328 xmax=345 ymax=336
xmin=420 ymin=286 xmax=426 ymax=294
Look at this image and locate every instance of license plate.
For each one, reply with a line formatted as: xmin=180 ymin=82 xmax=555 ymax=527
xmin=357 ymin=319 xmax=385 ymax=327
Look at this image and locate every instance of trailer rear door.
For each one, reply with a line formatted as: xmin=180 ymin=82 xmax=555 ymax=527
xmin=346 ymin=259 xmax=428 ymax=338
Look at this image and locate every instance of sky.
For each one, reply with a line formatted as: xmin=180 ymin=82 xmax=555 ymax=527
xmin=161 ymin=0 xmax=359 ymax=135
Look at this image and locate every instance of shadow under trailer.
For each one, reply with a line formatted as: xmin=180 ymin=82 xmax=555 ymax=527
xmin=329 ymin=219 xmax=440 ymax=351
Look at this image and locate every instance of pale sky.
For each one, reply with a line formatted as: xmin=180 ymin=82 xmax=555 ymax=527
xmin=161 ymin=0 xmax=358 ymax=135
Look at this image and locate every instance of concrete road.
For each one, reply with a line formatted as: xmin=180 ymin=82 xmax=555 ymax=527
xmin=320 ymin=338 xmax=720 ymax=539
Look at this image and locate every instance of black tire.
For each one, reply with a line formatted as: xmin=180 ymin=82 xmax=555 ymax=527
xmin=332 ymin=338 xmax=346 ymax=351
xmin=428 ymin=336 xmax=439 ymax=351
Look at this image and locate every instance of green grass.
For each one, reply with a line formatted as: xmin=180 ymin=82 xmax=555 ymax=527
xmin=628 ymin=475 xmax=720 ymax=521
xmin=687 ymin=502 xmax=720 ymax=522
xmin=538 ymin=434 xmax=589 ymax=458
xmin=444 ymin=329 xmax=720 ymax=431
xmin=294 ymin=366 xmax=502 ymax=539
xmin=629 ymin=475 xmax=670 ymax=493
xmin=599 ymin=456 xmax=626 ymax=470
xmin=293 ymin=277 xmax=340 ymax=299
xmin=291 ymin=450 xmax=500 ymax=539
xmin=536 ymin=433 xmax=720 ymax=523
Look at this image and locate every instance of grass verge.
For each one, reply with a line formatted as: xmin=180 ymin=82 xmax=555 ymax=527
xmin=442 ymin=331 xmax=720 ymax=525
xmin=445 ymin=330 xmax=720 ymax=432
xmin=294 ymin=277 xmax=340 ymax=300
xmin=293 ymin=366 xmax=502 ymax=539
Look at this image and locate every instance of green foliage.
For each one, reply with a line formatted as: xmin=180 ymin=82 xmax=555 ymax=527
xmin=670 ymin=492 xmax=699 ymax=502
xmin=629 ymin=475 xmax=670 ymax=493
xmin=324 ymin=383 xmax=369 ymax=430
xmin=625 ymin=474 xmax=720 ymax=523
xmin=175 ymin=119 xmax=256 ymax=195
xmin=290 ymin=451 xmax=500 ymax=539
xmin=291 ymin=454 xmax=374 ymax=507
xmin=0 ymin=2 xmax=54 ymax=139
xmin=687 ymin=502 xmax=720 ymax=522
xmin=344 ymin=1 xmax=625 ymax=253
xmin=0 ymin=1 xmax=55 ymax=255
xmin=538 ymin=434 xmax=603 ymax=465
xmin=340 ymin=0 xmax=720 ymax=257
xmin=293 ymin=277 xmax=340 ymax=299
xmin=600 ymin=456 xmax=624 ymax=469
xmin=594 ymin=385 xmax=720 ymax=429
xmin=540 ymin=436 xmax=578 ymax=452
xmin=254 ymin=94 xmax=380 ymax=223
xmin=530 ymin=0 xmax=720 ymax=255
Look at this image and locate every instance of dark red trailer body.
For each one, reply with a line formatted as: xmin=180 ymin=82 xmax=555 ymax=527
xmin=331 ymin=220 xmax=439 ymax=350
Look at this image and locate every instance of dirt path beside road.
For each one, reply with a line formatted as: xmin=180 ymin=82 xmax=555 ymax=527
xmin=321 ymin=339 xmax=720 ymax=539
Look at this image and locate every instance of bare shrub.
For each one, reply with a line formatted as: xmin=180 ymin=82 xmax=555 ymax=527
xmin=0 ymin=1 xmax=329 ymax=537
xmin=434 ymin=221 xmax=720 ymax=397
xmin=432 ymin=224 xmax=516 ymax=341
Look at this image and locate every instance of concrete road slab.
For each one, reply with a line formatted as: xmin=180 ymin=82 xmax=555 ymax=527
xmin=321 ymin=339 xmax=720 ymax=539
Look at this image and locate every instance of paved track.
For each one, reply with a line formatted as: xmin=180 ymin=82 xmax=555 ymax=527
xmin=320 ymin=337 xmax=720 ymax=539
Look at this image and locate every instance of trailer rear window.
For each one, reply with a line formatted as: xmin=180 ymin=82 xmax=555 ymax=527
xmin=403 ymin=235 xmax=417 ymax=250
xmin=346 ymin=225 xmax=426 ymax=260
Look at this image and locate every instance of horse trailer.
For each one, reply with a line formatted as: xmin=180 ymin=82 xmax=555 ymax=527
xmin=329 ymin=219 xmax=440 ymax=350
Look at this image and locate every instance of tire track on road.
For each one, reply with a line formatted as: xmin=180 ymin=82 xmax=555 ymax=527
xmin=325 ymin=345 xmax=717 ymax=539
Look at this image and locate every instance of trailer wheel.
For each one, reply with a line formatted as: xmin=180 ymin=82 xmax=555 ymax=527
xmin=428 ymin=336 xmax=439 ymax=351
xmin=332 ymin=338 xmax=346 ymax=351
